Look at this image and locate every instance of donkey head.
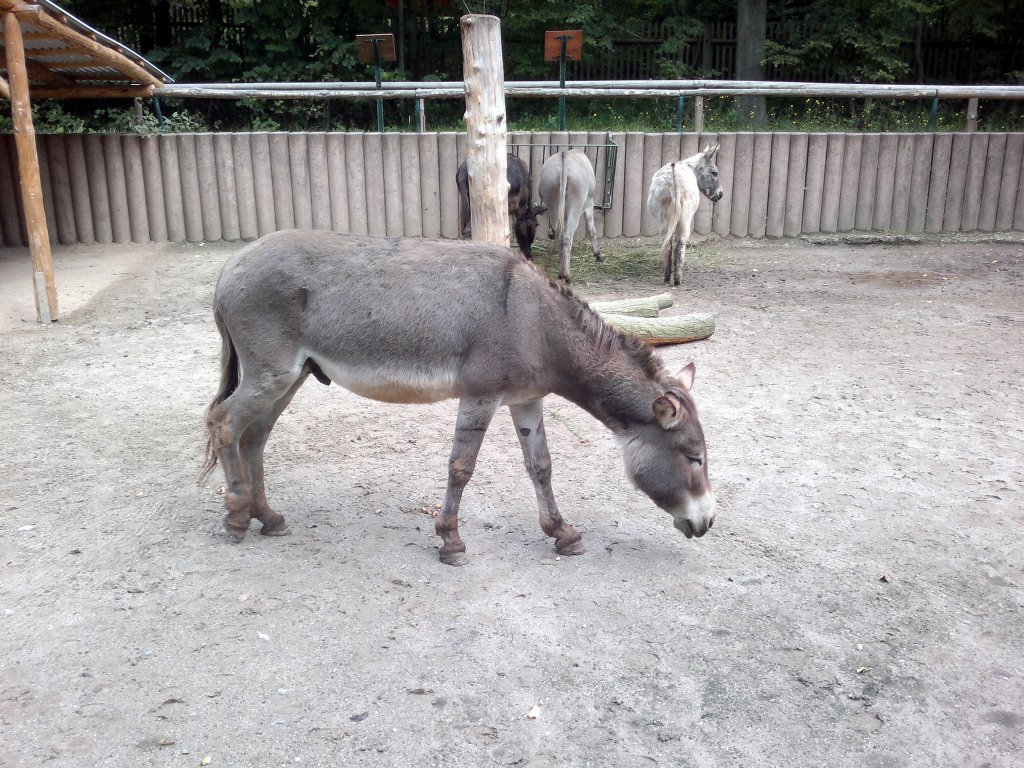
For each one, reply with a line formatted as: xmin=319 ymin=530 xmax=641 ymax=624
xmin=513 ymin=204 xmax=547 ymax=260
xmin=620 ymin=362 xmax=716 ymax=539
xmin=695 ymin=141 xmax=724 ymax=203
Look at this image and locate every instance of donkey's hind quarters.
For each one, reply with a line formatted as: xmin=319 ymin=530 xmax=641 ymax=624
xmin=203 ymin=231 xmax=715 ymax=563
xmin=646 ymin=142 xmax=724 ymax=286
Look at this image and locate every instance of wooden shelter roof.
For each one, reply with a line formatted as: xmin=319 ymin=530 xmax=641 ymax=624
xmin=0 ymin=0 xmax=172 ymax=101
xmin=1 ymin=1 xmax=174 ymax=323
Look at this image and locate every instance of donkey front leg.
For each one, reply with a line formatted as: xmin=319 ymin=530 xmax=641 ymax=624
xmin=509 ymin=400 xmax=584 ymax=556
xmin=436 ymin=396 xmax=501 ymax=566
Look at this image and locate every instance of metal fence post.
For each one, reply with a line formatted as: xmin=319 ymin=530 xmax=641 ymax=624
xmin=372 ymin=38 xmax=384 ymax=132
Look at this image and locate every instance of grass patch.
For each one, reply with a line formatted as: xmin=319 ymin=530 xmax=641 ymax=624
xmin=527 ymin=236 xmax=710 ymax=289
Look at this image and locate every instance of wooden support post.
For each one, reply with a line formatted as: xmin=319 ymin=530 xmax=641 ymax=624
xmin=694 ymin=96 xmax=705 ymax=135
xmin=966 ymin=98 xmax=979 ymax=132
xmin=3 ymin=11 xmax=58 ymax=322
xmin=461 ymin=14 xmax=509 ymax=248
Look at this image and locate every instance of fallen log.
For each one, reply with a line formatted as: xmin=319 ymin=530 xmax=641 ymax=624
xmin=598 ymin=312 xmax=715 ymax=345
xmin=589 ymin=293 xmax=674 ymax=318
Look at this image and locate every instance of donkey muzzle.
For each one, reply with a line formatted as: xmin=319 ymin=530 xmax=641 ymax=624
xmin=674 ymin=515 xmax=714 ymax=538
xmin=709 ymin=189 xmax=724 ymax=203
xmin=672 ymin=493 xmax=716 ymax=538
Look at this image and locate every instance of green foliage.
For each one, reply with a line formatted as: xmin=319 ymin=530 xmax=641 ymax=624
xmin=0 ymin=102 xmax=209 ymax=135
xmin=19 ymin=0 xmax=1024 ymax=133
xmin=654 ymin=16 xmax=709 ymax=79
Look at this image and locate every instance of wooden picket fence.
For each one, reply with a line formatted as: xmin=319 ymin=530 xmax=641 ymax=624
xmin=1 ymin=130 xmax=1022 ymax=248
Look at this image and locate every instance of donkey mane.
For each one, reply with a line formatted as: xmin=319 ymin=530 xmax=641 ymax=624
xmin=537 ymin=268 xmax=666 ymax=383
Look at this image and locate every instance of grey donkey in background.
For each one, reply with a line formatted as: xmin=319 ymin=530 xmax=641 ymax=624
xmin=646 ymin=142 xmax=724 ymax=285
xmin=538 ymin=149 xmax=603 ymax=283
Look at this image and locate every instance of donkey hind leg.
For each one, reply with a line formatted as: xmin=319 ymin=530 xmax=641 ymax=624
xmin=673 ymin=236 xmax=687 ymax=286
xmin=558 ymin=207 xmax=583 ymax=283
xmin=437 ymin=396 xmax=501 ymax=566
xmin=584 ymin=204 xmax=603 ymax=263
xmin=662 ymin=233 xmax=674 ymax=283
xmin=208 ymin=369 xmax=303 ymax=541
xmin=239 ymin=372 xmax=310 ymax=537
xmin=509 ymin=400 xmax=584 ymax=556
xmin=673 ymin=220 xmax=690 ymax=286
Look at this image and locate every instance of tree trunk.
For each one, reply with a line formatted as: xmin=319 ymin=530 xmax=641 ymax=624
xmin=590 ymin=293 xmax=674 ymax=318
xmin=461 ymin=15 xmax=509 ymax=247
xmin=598 ymin=313 xmax=715 ymax=346
xmin=154 ymin=1 xmax=172 ymax=50
xmin=735 ymin=0 xmax=767 ymax=127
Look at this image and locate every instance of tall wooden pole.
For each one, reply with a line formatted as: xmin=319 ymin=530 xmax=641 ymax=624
xmin=461 ymin=14 xmax=509 ymax=248
xmin=3 ymin=11 xmax=58 ymax=322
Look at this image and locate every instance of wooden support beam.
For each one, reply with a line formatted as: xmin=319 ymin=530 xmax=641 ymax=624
xmin=3 ymin=10 xmax=58 ymax=322
xmin=461 ymin=14 xmax=509 ymax=248
xmin=18 ymin=47 xmax=79 ymax=58
xmin=13 ymin=5 xmax=163 ymax=86
xmin=24 ymin=57 xmax=75 ymax=85
xmin=32 ymin=84 xmax=154 ymax=99
xmin=0 ymin=50 xmax=75 ymax=85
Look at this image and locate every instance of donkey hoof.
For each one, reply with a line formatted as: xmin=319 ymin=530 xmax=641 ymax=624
xmin=556 ymin=537 xmax=586 ymax=556
xmin=223 ymin=520 xmax=250 ymax=542
xmin=258 ymin=511 xmax=290 ymax=537
xmin=439 ymin=548 xmax=469 ymax=567
xmin=260 ymin=522 xmax=291 ymax=537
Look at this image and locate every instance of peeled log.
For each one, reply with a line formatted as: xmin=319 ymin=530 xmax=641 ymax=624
xmin=589 ymin=293 xmax=674 ymax=317
xmin=598 ymin=312 xmax=715 ymax=345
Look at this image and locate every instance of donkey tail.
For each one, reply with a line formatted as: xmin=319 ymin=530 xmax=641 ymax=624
xmin=658 ymin=162 xmax=686 ymax=270
xmin=198 ymin=308 xmax=239 ymax=484
xmin=555 ymin=150 xmax=569 ymax=242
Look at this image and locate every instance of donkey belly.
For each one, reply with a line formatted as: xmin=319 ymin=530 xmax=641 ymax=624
xmin=306 ymin=353 xmax=461 ymax=404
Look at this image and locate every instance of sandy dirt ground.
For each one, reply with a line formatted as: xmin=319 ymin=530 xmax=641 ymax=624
xmin=1 ymin=234 xmax=1022 ymax=768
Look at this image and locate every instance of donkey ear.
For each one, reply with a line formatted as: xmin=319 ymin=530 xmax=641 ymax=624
xmin=675 ymin=362 xmax=696 ymax=391
xmin=652 ymin=394 xmax=682 ymax=428
xmin=703 ymin=141 xmax=720 ymax=158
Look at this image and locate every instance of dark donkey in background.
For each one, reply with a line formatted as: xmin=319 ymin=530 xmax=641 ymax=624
xmin=202 ymin=231 xmax=716 ymax=565
xmin=457 ymin=153 xmax=545 ymax=259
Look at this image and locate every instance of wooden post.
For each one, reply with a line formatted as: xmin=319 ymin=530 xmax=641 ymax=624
xmin=966 ymin=98 xmax=979 ymax=132
xmin=694 ymin=96 xmax=705 ymax=135
xmin=3 ymin=11 xmax=58 ymax=323
xmin=461 ymin=14 xmax=509 ymax=247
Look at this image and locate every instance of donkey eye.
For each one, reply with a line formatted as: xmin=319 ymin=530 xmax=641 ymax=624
xmin=686 ymin=455 xmax=703 ymax=467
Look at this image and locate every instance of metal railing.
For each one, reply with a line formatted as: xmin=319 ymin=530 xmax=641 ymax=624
xmin=154 ymin=79 xmax=1024 ymax=132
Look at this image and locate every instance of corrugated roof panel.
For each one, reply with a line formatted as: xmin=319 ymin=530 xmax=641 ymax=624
xmin=0 ymin=0 xmax=173 ymax=88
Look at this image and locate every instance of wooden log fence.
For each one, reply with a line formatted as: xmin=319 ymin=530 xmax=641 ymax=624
xmin=2 ymin=131 xmax=1024 ymax=248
